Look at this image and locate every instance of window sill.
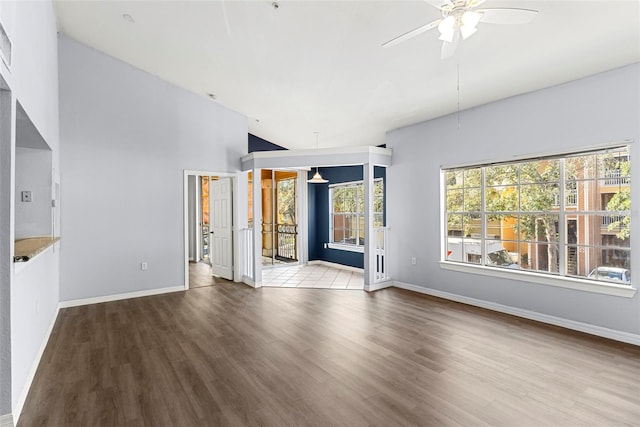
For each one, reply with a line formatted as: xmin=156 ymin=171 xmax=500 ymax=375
xmin=439 ymin=261 xmax=636 ymax=298
xmin=327 ymin=243 xmax=364 ymax=253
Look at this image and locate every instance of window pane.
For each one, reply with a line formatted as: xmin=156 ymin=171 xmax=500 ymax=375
xmin=485 ymin=214 xmax=518 ymax=240
xmin=485 ymin=185 xmax=517 ymax=212
xmin=333 ymin=188 xmax=345 ymax=213
xmin=485 ymin=240 xmax=518 ymax=268
xmin=485 ymin=164 xmax=519 ymax=186
xmin=566 ymin=154 xmax=597 ymax=180
xmin=357 ymin=184 xmax=364 ymax=213
xmin=446 ymin=237 xmax=481 ymax=264
xmin=447 ymin=213 xmax=464 ymax=237
xmin=520 ymin=184 xmax=558 ymax=212
xmin=464 ymin=168 xmax=482 ymax=187
xmin=520 ymin=159 xmax=559 ymax=184
xmin=464 ymin=188 xmax=481 ymax=212
xmin=446 ymin=189 xmax=463 ymax=212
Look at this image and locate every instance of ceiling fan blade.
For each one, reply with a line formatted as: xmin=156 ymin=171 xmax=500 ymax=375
xmin=468 ymin=0 xmax=488 ymax=7
xmin=441 ymin=29 xmax=460 ymax=59
xmin=382 ymin=19 xmax=441 ymax=48
xmin=478 ymin=8 xmax=539 ymax=25
xmin=424 ymin=0 xmax=453 ymax=10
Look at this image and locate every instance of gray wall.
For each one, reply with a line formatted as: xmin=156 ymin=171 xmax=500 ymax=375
xmin=387 ymin=63 xmax=640 ymax=336
xmin=59 ymin=36 xmax=247 ymax=301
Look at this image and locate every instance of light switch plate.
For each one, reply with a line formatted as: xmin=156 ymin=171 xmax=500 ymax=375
xmin=21 ymin=191 xmax=32 ymax=202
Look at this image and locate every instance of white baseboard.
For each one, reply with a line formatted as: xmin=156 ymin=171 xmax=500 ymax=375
xmin=12 ymin=305 xmax=60 ymax=425
xmin=392 ymin=281 xmax=640 ymax=346
xmin=0 ymin=414 xmax=14 ymax=427
xmin=308 ymin=260 xmax=364 ymax=273
xmin=365 ymin=281 xmax=393 ymax=292
xmin=59 ymin=286 xmax=184 ymax=308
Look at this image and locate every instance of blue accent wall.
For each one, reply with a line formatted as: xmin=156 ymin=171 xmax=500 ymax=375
xmin=248 ymin=133 xmax=287 ymax=153
xmin=307 ymin=166 xmax=386 ymax=269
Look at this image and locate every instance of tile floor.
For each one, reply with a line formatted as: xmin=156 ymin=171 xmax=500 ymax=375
xmin=261 ymin=263 xmax=364 ymax=290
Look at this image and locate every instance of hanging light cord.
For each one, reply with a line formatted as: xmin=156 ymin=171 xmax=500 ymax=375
xmin=457 ymin=61 xmax=461 ymax=130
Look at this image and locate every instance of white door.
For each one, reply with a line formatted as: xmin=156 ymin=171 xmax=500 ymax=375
xmin=210 ymin=177 xmax=233 ymax=280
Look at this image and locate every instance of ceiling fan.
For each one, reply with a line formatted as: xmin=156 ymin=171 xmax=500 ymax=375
xmin=382 ymin=0 xmax=539 ymax=59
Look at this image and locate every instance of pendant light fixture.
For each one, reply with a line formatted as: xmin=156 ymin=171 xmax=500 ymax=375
xmin=308 ymin=132 xmax=328 ymax=184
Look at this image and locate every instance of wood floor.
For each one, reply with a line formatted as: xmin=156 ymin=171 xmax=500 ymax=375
xmin=19 ymin=284 xmax=640 ymax=426
xmin=188 ymin=261 xmax=234 ymax=289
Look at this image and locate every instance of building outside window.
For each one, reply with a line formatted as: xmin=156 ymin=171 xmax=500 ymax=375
xmin=443 ymin=146 xmax=631 ymax=286
xmin=330 ymin=179 xmax=384 ymax=248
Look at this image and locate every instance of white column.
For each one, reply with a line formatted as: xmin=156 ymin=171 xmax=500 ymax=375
xmin=297 ymin=170 xmax=308 ymax=265
xmin=234 ymin=171 xmax=248 ymax=282
xmin=363 ymin=163 xmax=375 ymax=291
xmin=252 ymin=168 xmax=262 ymax=286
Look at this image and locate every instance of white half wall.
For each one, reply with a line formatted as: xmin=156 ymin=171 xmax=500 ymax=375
xmin=58 ymin=35 xmax=248 ymax=301
xmin=387 ymin=63 xmax=640 ymax=336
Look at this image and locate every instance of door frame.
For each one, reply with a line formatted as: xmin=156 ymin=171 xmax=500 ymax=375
xmin=183 ymin=170 xmax=238 ymax=290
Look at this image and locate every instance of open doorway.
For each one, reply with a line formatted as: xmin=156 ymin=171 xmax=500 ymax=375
xmin=249 ymin=169 xmax=300 ymax=267
xmin=184 ymin=171 xmax=236 ymax=289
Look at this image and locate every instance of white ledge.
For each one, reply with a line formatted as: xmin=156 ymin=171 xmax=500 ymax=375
xmin=327 ymin=243 xmax=365 ymax=253
xmin=439 ymin=261 xmax=636 ymax=298
xmin=241 ymin=145 xmax=392 ymax=170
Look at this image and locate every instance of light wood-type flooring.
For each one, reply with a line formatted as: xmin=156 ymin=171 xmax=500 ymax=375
xmin=18 ymin=283 xmax=640 ymax=426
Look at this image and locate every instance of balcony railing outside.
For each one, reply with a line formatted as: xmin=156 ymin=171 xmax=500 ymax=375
xmin=552 ymin=190 xmax=578 ymax=207
xmin=602 ymin=169 xmax=630 ymax=186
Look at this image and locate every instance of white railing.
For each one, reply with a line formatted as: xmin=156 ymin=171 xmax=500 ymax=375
xmin=373 ymin=227 xmax=389 ymax=283
xmin=601 ymin=215 xmax=624 ymax=227
xmin=240 ymin=228 xmax=254 ymax=281
xmin=602 ymin=169 xmax=630 ymax=186
xmin=552 ymin=190 xmax=577 ymax=207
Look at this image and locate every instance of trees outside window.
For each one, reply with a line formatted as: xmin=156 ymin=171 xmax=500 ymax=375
xmin=330 ymin=179 xmax=384 ymax=247
xmin=444 ymin=147 xmax=631 ymax=285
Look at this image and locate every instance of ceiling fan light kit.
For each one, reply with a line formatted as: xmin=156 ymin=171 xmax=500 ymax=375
xmin=383 ymin=0 xmax=538 ymax=59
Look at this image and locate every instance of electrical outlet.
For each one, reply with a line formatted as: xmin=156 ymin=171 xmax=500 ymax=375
xmin=141 ymin=262 xmax=148 ymax=271
xmin=21 ymin=191 xmax=32 ymax=202
xmin=411 ymin=257 xmax=417 ymax=265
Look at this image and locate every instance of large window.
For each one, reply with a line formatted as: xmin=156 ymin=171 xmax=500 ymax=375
xmin=330 ymin=179 xmax=384 ymax=248
xmin=443 ymin=147 xmax=631 ymax=287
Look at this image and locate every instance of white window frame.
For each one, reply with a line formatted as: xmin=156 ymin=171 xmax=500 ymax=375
xmin=328 ymin=178 xmax=383 ymax=252
xmin=440 ymin=145 xmax=636 ymax=298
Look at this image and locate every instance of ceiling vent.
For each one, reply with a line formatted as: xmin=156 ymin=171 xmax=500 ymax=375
xmin=0 ymin=20 xmax=12 ymax=68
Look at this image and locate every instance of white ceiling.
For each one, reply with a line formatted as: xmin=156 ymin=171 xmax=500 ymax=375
xmin=53 ymin=1 xmax=640 ymax=150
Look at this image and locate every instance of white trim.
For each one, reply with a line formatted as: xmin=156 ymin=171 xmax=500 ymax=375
xmin=59 ymin=286 xmax=184 ymax=308
xmin=439 ymin=261 xmax=636 ymax=298
xmin=440 ymin=139 xmax=633 ymax=170
xmin=308 ymin=259 xmax=363 ymax=273
xmin=392 ymin=280 xmax=640 ymax=346
xmin=12 ymin=305 xmax=59 ymax=424
xmin=242 ymin=145 xmax=391 ymax=161
xmin=242 ymin=276 xmax=257 ymax=287
xmin=365 ymin=281 xmax=393 ymax=292
xmin=0 ymin=414 xmax=13 ymax=427
xmin=326 ymin=243 xmax=364 ymax=253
